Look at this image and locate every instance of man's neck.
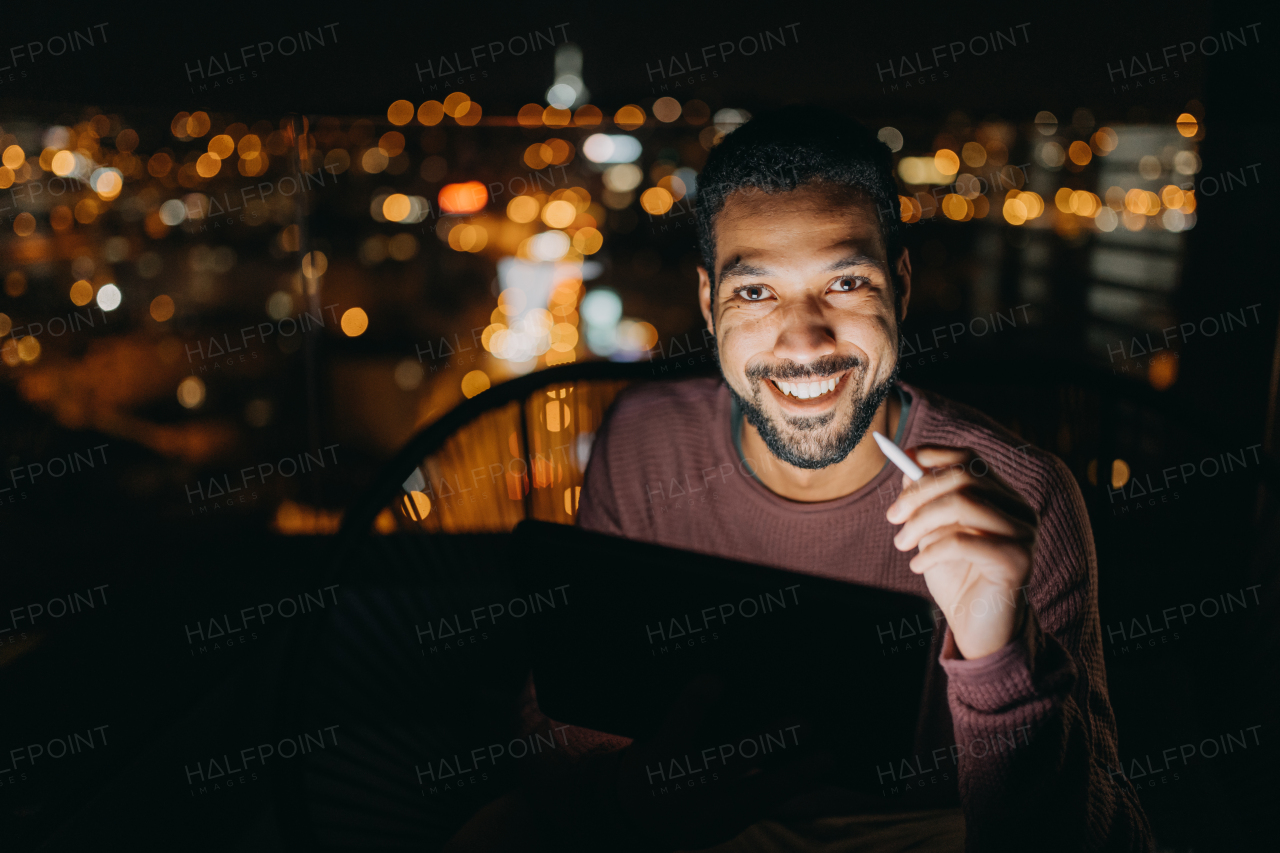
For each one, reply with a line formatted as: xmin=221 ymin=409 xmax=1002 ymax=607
xmin=741 ymin=392 xmax=902 ymax=503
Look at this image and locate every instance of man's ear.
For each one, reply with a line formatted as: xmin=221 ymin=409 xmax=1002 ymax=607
xmin=697 ymin=266 xmax=715 ymax=334
xmin=894 ymin=248 xmax=913 ymax=324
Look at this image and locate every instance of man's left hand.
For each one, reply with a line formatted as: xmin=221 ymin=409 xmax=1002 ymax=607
xmin=886 ymin=446 xmax=1038 ymax=660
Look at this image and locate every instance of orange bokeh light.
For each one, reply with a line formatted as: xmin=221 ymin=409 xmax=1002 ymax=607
xmin=439 ymin=181 xmax=488 ymax=214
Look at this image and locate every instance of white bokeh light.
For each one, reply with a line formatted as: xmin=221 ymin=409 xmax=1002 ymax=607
xmin=530 ymin=230 xmax=571 ymax=262
xmin=582 ymin=134 xmax=642 ymax=164
xmin=96 ymin=283 xmax=122 ymax=311
xmin=581 ymin=288 xmax=622 ymax=326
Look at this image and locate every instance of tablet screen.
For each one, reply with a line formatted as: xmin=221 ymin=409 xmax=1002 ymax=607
xmin=512 ymin=520 xmax=936 ymax=794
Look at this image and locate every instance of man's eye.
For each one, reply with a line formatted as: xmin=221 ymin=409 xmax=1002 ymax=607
xmin=738 ymin=285 xmax=771 ymax=301
xmin=830 ymin=276 xmax=867 ymax=293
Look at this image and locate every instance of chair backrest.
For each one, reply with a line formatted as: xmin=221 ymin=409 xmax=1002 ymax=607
xmin=341 ymin=358 xmax=718 ymax=538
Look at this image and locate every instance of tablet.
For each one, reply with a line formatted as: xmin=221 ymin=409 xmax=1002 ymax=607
xmin=512 ymin=520 xmax=937 ymax=793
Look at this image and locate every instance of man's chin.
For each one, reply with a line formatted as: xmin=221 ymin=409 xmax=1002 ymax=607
xmin=771 ymin=439 xmax=857 ymax=470
xmin=769 ymin=424 xmax=863 ymax=469
xmin=740 ymin=399 xmax=861 ymax=470
xmin=730 ymin=370 xmax=898 ymax=471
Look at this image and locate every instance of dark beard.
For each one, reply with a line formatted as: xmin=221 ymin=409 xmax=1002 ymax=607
xmin=727 ymin=355 xmax=899 ymax=470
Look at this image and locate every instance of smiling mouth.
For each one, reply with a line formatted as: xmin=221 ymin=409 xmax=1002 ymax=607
xmin=769 ymin=371 xmax=848 ymax=401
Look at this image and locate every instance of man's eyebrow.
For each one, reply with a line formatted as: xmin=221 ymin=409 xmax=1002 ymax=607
xmin=825 ymin=254 xmax=889 ymax=275
xmin=716 ymin=253 xmax=889 ymax=286
xmin=717 ymin=258 xmax=771 ymax=282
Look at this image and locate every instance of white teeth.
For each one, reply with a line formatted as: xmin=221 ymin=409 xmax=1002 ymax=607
xmin=775 ymin=374 xmax=841 ymax=399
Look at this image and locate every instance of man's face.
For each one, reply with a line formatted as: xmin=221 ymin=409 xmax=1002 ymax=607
xmin=698 ymin=182 xmax=911 ymax=469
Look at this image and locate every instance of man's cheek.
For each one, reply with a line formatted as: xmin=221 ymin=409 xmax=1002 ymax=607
xmin=719 ymin=335 xmax=754 ymax=381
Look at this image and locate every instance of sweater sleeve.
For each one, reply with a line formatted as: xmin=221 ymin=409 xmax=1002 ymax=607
xmin=939 ymin=455 xmax=1154 ymax=852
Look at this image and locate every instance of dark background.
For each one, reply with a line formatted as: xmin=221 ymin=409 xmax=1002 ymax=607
xmin=2 ymin=1 xmax=1277 ymax=850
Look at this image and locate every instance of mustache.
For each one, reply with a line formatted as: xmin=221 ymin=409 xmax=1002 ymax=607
xmin=744 ymin=355 xmax=863 ymax=383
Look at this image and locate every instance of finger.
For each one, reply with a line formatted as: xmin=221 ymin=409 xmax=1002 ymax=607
xmin=893 ymin=490 xmax=1025 ymax=551
xmin=905 ymin=523 xmax=982 ymax=573
xmin=914 ymin=521 xmax=983 ymax=555
xmin=909 ymin=445 xmax=972 ymax=469
xmin=888 ymin=462 xmax=1002 ymax=524
xmin=908 ymin=531 xmax=1032 ymax=584
xmin=890 ymin=457 xmax=1034 ymax=527
xmin=912 ymin=521 xmax=1033 ymax=555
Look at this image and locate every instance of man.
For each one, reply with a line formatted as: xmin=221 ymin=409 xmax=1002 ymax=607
xmin=448 ymin=108 xmax=1153 ymax=852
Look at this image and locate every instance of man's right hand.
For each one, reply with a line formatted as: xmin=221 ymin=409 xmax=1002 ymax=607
xmin=613 ymin=674 xmax=835 ymax=849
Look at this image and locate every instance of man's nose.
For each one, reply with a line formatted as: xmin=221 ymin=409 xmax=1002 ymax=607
xmin=772 ymin=297 xmax=837 ymax=365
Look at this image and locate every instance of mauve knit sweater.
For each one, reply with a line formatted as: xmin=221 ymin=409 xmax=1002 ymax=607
xmin=517 ymin=377 xmax=1154 ymax=852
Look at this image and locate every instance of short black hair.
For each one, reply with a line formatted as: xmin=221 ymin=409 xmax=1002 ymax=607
xmin=695 ymin=106 xmax=903 ymax=301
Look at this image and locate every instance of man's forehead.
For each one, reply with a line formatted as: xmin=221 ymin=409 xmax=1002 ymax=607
xmin=720 ymin=237 xmax=883 ymax=269
xmin=714 ymin=184 xmax=887 ymax=269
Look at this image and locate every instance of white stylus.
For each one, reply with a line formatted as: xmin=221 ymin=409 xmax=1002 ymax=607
xmin=873 ymin=431 xmax=923 ymax=481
